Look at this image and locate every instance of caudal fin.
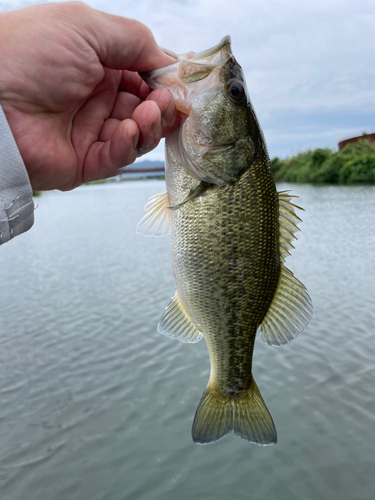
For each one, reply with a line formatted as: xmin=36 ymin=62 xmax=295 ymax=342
xmin=192 ymin=378 xmax=277 ymax=445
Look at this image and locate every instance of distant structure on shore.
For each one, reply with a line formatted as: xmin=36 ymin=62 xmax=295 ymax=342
xmin=119 ymin=159 xmax=165 ymax=180
xmin=338 ymin=132 xmax=375 ymax=150
xmin=123 ymin=167 xmax=164 ymax=174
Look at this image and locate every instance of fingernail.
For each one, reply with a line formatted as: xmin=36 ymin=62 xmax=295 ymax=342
xmin=160 ymin=46 xmax=178 ymax=60
xmin=133 ymin=130 xmax=139 ymax=149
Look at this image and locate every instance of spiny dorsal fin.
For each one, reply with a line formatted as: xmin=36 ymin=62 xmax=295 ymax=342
xmin=158 ymin=291 xmax=203 ymax=343
xmin=136 ymin=191 xmax=171 ymax=237
xmin=278 ymin=190 xmax=304 ymax=263
xmin=259 ymin=265 xmax=313 ymax=346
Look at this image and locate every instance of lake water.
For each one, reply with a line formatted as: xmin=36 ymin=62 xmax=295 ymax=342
xmin=0 ymin=181 xmax=374 ymax=500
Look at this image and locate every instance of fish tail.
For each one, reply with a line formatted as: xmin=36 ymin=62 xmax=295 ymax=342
xmin=192 ymin=378 xmax=277 ymax=445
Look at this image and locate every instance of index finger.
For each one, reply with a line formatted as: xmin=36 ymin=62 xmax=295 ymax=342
xmin=119 ymin=70 xmax=152 ymax=100
xmin=72 ymin=4 xmax=176 ymax=71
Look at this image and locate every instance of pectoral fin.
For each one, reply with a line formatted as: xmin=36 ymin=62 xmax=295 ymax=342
xmin=136 ymin=191 xmax=171 ymax=237
xmin=168 ymin=182 xmax=207 ymax=211
xmin=158 ymin=291 xmax=203 ymax=343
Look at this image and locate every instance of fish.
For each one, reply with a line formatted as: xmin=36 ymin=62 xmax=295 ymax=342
xmin=136 ymin=36 xmax=312 ymax=445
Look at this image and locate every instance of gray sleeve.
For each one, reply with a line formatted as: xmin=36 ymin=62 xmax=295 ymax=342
xmin=0 ymin=105 xmax=34 ymax=245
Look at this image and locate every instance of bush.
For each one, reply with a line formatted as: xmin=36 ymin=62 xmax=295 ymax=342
xmin=271 ymin=140 xmax=375 ymax=184
xmin=270 ymin=157 xmax=283 ymax=178
xmin=309 ymin=154 xmax=344 ymax=184
xmin=339 ymin=155 xmax=375 ymax=184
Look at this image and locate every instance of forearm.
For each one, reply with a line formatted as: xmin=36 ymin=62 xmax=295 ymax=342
xmin=0 ymin=105 xmax=34 ymax=245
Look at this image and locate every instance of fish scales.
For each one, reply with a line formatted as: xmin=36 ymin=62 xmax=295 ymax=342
xmin=168 ymin=149 xmax=279 ymax=392
xmin=137 ymin=36 xmax=312 ymax=445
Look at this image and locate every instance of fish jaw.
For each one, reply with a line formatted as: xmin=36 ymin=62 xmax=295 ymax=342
xmin=141 ymin=36 xmax=232 ymax=115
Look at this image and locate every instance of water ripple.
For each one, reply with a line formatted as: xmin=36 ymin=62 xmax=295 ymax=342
xmin=0 ymin=183 xmax=374 ymax=499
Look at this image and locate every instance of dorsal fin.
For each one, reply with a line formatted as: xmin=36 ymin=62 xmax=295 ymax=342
xmin=158 ymin=291 xmax=204 ymax=343
xmin=278 ymin=190 xmax=304 ymax=263
xmin=259 ymin=265 xmax=313 ymax=346
xmin=136 ymin=191 xmax=171 ymax=237
xmin=258 ymin=191 xmax=312 ymax=346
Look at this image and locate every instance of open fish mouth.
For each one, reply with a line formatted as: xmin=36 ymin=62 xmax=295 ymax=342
xmin=140 ymin=36 xmax=233 ymax=112
xmin=143 ymin=36 xmax=232 ymax=80
xmin=176 ymin=35 xmax=232 ymax=66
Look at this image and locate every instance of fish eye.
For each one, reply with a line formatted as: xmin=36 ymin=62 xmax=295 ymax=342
xmin=227 ymin=80 xmax=245 ymax=103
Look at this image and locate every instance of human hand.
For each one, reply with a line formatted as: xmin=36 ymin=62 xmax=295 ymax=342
xmin=0 ymin=2 xmax=179 ymax=191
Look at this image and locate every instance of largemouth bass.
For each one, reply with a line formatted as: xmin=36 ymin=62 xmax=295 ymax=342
xmin=137 ymin=37 xmax=312 ymax=445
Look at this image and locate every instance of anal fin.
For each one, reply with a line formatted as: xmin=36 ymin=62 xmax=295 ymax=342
xmin=158 ymin=291 xmax=203 ymax=343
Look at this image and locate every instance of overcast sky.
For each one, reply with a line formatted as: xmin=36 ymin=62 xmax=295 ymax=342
xmin=1 ymin=0 xmax=374 ymax=160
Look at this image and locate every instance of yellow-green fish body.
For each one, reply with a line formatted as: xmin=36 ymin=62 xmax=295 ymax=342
xmin=137 ymin=37 xmax=312 ymax=445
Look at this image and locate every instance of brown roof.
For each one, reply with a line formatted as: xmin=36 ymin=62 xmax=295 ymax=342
xmin=338 ymin=133 xmax=375 ymax=150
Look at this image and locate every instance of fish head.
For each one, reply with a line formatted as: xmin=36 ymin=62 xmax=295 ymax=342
xmin=141 ymin=36 xmax=265 ymax=185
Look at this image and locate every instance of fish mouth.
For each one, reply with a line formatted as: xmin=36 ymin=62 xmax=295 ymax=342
xmin=179 ymin=36 xmax=231 ymax=64
xmin=140 ymin=36 xmax=233 ymax=112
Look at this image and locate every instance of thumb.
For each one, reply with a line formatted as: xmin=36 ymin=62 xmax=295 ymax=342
xmin=70 ymin=3 xmax=176 ymax=71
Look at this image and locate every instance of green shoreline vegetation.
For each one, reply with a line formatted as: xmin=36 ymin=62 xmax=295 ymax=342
xmin=271 ymin=140 xmax=375 ymax=184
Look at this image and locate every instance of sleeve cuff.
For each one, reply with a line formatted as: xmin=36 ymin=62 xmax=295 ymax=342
xmin=0 ymin=105 xmax=34 ymax=245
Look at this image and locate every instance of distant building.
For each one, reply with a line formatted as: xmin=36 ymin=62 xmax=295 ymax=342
xmin=338 ymin=133 xmax=375 ymax=150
